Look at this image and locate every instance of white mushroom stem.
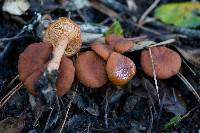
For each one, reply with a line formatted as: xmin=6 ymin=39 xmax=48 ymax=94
xmin=47 ymin=38 xmax=68 ymax=72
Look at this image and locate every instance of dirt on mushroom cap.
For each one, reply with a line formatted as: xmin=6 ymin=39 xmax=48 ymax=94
xmin=75 ymin=51 xmax=108 ymax=88
xmin=43 ymin=17 xmax=82 ymax=57
xmin=18 ymin=43 xmax=53 ymax=82
xmin=18 ymin=43 xmax=75 ymax=96
xmin=106 ymin=52 xmax=136 ymax=86
xmin=140 ymin=46 xmax=182 ymax=79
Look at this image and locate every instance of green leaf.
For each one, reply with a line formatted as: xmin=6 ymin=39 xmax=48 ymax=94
xmin=105 ymin=21 xmax=123 ymax=36
xmin=163 ymin=115 xmax=183 ymax=130
xmin=154 ymin=2 xmax=200 ymax=28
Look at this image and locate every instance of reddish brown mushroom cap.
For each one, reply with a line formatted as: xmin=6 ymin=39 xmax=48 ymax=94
xmin=140 ymin=46 xmax=181 ymax=79
xmin=105 ymin=34 xmax=134 ymax=53
xmin=91 ymin=43 xmax=113 ymax=60
xmin=18 ymin=43 xmax=75 ymax=96
xmin=105 ymin=34 xmax=123 ymax=49
xmin=114 ymin=40 xmax=134 ymax=53
xmin=18 ymin=43 xmax=53 ymax=81
xmin=106 ymin=52 xmax=136 ymax=86
xmin=75 ymin=51 xmax=108 ymax=88
xmin=56 ymin=56 xmax=75 ymax=96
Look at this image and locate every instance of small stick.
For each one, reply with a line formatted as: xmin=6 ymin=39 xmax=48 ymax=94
xmin=148 ymin=39 xmax=176 ymax=48
xmin=177 ymin=72 xmax=200 ymax=103
xmin=6 ymin=75 xmax=19 ymax=89
xmin=138 ymin=0 xmax=160 ymax=26
xmin=149 ymin=48 xmax=160 ymax=104
xmin=0 ymin=82 xmax=23 ymax=109
xmin=125 ymin=35 xmax=147 ymax=41
xmin=59 ymin=83 xmax=78 ymax=133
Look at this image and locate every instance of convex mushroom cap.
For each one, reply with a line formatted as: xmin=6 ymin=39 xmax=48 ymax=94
xmin=140 ymin=46 xmax=181 ymax=79
xmin=91 ymin=42 xmax=113 ymax=60
xmin=43 ymin=17 xmax=82 ymax=56
xmin=106 ymin=52 xmax=136 ymax=86
xmin=105 ymin=34 xmax=134 ymax=53
xmin=75 ymin=51 xmax=108 ymax=88
xmin=18 ymin=43 xmax=75 ymax=96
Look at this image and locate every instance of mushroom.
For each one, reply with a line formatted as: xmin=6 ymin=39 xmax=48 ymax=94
xmin=105 ymin=34 xmax=134 ymax=53
xmin=18 ymin=43 xmax=75 ymax=96
xmin=42 ymin=17 xmax=81 ymax=79
xmin=91 ymin=42 xmax=113 ymax=60
xmin=140 ymin=46 xmax=181 ymax=79
xmin=43 ymin=17 xmax=82 ymax=57
xmin=106 ymin=52 xmax=136 ymax=85
xmin=75 ymin=51 xmax=108 ymax=88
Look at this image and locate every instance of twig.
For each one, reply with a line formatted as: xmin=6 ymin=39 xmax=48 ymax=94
xmin=177 ymin=72 xmax=200 ymax=103
xmin=147 ymin=106 xmax=153 ymax=133
xmin=138 ymin=0 xmax=160 ymax=26
xmin=59 ymin=83 xmax=78 ymax=133
xmin=125 ymin=35 xmax=147 ymax=42
xmin=104 ymin=94 xmax=109 ymax=129
xmin=155 ymin=93 xmax=166 ymax=132
xmin=87 ymin=123 xmax=91 ymax=133
xmin=0 ymin=82 xmax=23 ymax=109
xmin=42 ymin=107 xmax=54 ymax=133
xmin=148 ymin=39 xmax=176 ymax=48
xmin=182 ymin=59 xmax=196 ymax=76
xmin=149 ymin=48 xmax=160 ymax=104
xmin=6 ymin=75 xmax=19 ymax=89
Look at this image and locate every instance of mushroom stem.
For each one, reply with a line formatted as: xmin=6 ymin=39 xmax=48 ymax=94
xmin=47 ymin=38 xmax=69 ymax=72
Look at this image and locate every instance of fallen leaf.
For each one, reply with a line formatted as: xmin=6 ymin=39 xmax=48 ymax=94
xmin=154 ymin=2 xmax=200 ymax=28
xmin=105 ymin=21 xmax=124 ymax=36
xmin=2 ymin=0 xmax=30 ymax=15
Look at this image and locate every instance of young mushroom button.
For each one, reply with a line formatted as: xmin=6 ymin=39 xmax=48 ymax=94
xmin=140 ymin=46 xmax=181 ymax=79
xmin=106 ymin=52 xmax=136 ymax=86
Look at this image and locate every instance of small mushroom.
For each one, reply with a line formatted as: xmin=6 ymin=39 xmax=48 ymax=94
xmin=75 ymin=51 xmax=108 ymax=88
xmin=43 ymin=17 xmax=82 ymax=57
xmin=106 ymin=52 xmax=136 ymax=85
xmin=105 ymin=34 xmax=123 ymax=49
xmin=91 ymin=42 xmax=113 ymax=60
xmin=18 ymin=43 xmax=75 ymax=96
xmin=105 ymin=34 xmax=134 ymax=53
xmin=140 ymin=46 xmax=181 ymax=79
xmin=114 ymin=39 xmax=134 ymax=53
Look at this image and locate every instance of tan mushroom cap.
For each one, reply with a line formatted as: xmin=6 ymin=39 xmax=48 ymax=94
xmin=18 ymin=43 xmax=75 ymax=96
xmin=75 ymin=51 xmax=108 ymax=88
xmin=43 ymin=17 xmax=82 ymax=56
xmin=140 ymin=46 xmax=181 ymax=79
xmin=91 ymin=43 xmax=113 ymax=60
xmin=106 ymin=52 xmax=136 ymax=86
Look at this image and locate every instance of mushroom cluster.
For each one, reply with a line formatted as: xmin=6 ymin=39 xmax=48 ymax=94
xmin=18 ymin=18 xmax=137 ymax=97
xmin=76 ymin=34 xmax=136 ymax=87
xmin=18 ymin=17 xmax=181 ymax=98
xmin=18 ymin=17 xmax=81 ymax=97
